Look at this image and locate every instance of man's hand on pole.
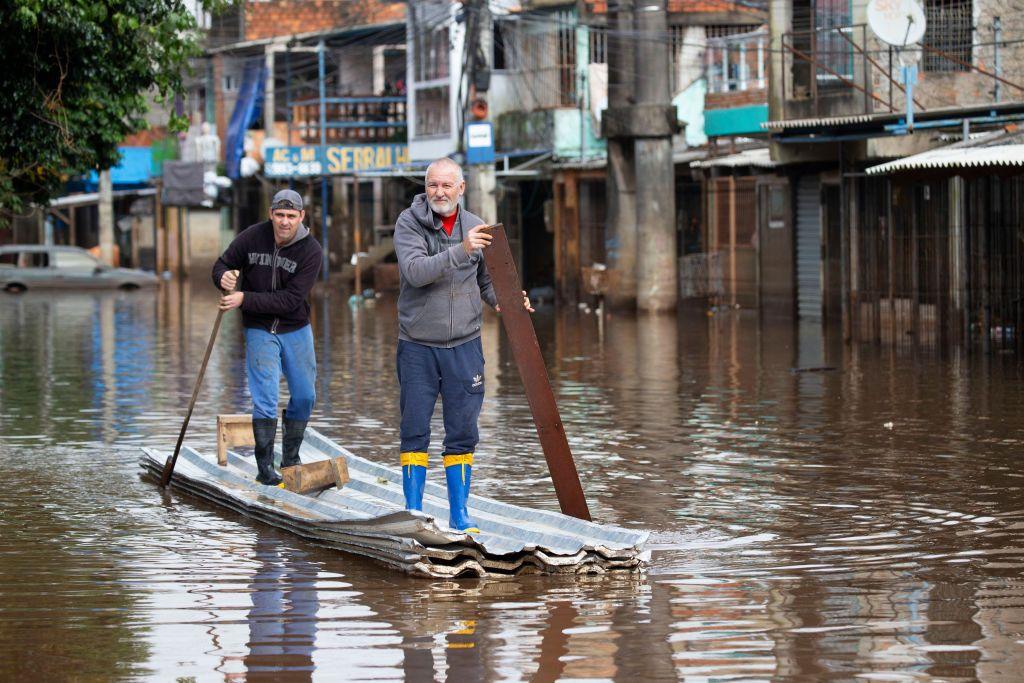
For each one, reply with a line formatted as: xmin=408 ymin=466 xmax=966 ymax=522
xmin=463 ymin=224 xmax=493 ymax=254
xmin=220 ymin=270 xmax=238 ymax=291
xmin=219 ymin=269 xmax=242 ymax=310
xmin=219 ymin=292 xmax=244 ymax=311
xmin=496 ymin=290 xmax=534 ymax=314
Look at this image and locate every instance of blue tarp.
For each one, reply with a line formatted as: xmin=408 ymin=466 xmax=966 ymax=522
xmin=83 ymin=147 xmax=153 ymax=189
xmin=226 ymin=60 xmax=266 ymax=179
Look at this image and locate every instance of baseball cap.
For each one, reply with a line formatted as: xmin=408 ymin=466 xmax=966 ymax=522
xmin=271 ymin=189 xmax=303 ymax=211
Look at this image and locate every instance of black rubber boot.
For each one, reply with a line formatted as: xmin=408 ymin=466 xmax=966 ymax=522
xmin=252 ymin=417 xmax=282 ymax=486
xmin=281 ymin=411 xmax=307 ymax=468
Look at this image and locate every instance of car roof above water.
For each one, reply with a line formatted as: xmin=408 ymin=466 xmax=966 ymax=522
xmin=0 ymin=245 xmax=91 ymax=254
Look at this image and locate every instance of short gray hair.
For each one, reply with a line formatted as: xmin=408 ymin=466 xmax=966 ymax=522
xmin=425 ymin=157 xmax=464 ymax=183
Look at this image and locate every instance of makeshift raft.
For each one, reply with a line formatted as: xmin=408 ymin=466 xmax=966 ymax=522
xmin=140 ymin=428 xmax=648 ymax=578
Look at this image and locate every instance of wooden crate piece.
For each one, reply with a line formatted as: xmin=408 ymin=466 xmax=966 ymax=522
xmin=217 ymin=414 xmax=255 ymax=466
xmin=281 ymin=457 xmax=351 ymax=494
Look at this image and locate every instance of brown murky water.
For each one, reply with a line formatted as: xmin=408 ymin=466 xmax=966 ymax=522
xmin=3 ymin=282 xmax=1024 ymax=681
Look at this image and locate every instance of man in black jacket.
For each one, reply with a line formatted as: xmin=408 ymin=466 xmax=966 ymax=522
xmin=212 ymin=189 xmax=323 ymax=486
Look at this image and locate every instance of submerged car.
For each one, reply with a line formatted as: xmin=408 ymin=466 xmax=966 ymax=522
xmin=0 ymin=245 xmax=159 ymax=292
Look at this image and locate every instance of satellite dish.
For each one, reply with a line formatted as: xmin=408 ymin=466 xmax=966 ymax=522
xmin=867 ymin=0 xmax=927 ymax=46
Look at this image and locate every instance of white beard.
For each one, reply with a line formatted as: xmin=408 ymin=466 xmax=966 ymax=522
xmin=428 ymin=197 xmax=457 ymax=216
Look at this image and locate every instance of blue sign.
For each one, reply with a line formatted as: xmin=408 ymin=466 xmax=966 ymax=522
xmin=465 ymin=123 xmax=495 ymax=164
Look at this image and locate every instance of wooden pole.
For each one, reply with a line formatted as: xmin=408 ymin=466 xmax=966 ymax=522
xmin=482 ymin=224 xmax=591 ymax=521
xmin=159 ymin=271 xmax=238 ymax=487
xmin=353 ymin=174 xmax=362 ymax=295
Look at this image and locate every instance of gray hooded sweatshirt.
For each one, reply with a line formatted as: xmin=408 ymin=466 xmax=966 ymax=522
xmin=394 ymin=194 xmax=497 ymax=348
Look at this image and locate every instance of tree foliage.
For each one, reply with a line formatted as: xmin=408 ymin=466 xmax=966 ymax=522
xmin=0 ymin=1 xmax=230 ymax=220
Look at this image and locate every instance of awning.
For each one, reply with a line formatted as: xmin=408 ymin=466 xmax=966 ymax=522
xmin=867 ymin=144 xmax=1024 ymax=174
xmin=84 ymin=147 xmax=153 ymax=188
xmin=691 ymin=147 xmax=775 ymax=168
xmin=49 ymin=188 xmax=157 ymax=208
xmin=866 ymin=129 xmax=1024 ymax=175
xmin=763 ymin=101 xmax=1024 ymax=141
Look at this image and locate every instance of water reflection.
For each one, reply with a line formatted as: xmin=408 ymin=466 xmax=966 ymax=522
xmin=242 ymin=539 xmax=319 ymax=680
xmin=4 ymin=287 xmax=1024 ymax=679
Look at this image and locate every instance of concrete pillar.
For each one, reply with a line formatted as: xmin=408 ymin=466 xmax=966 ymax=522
xmin=634 ymin=0 xmax=677 ymax=312
xmin=98 ymin=170 xmax=114 ymax=266
xmin=605 ymin=0 xmax=637 ymax=310
xmin=466 ymin=165 xmax=497 ymax=224
xmin=605 ymin=146 xmax=639 ymax=307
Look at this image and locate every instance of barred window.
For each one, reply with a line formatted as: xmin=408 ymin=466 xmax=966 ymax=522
xmin=589 ymin=28 xmax=606 ymax=64
xmin=923 ymin=0 xmax=973 ymax=72
xmin=414 ymin=86 xmax=450 ymax=137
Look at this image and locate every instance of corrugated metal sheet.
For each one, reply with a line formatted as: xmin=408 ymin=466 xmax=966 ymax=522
xmin=866 ymin=144 xmax=1024 ymax=175
xmin=762 ymin=113 xmax=877 ymax=130
xmin=140 ymin=428 xmax=649 ymax=579
xmin=691 ymin=147 xmax=776 ymax=168
xmin=796 ymin=175 xmax=822 ymax=320
xmin=763 ymin=102 xmax=1024 ymax=132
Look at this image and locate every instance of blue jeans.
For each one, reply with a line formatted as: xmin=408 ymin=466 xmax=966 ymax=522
xmin=397 ymin=338 xmax=484 ymax=455
xmin=245 ymin=325 xmax=316 ymax=421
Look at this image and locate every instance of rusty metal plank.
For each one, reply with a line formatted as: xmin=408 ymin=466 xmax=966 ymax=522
xmin=482 ymin=223 xmax=592 ymax=521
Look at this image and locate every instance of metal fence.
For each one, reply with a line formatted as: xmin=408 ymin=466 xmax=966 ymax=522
xmin=853 ymin=175 xmax=1024 ymax=353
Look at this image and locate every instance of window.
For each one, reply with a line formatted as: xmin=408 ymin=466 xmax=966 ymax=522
xmin=815 ymin=0 xmax=854 ymax=86
xmin=415 ymin=86 xmax=450 ymax=136
xmin=923 ymin=0 xmax=973 ymax=72
xmin=706 ymin=29 xmax=768 ymax=93
xmin=3 ymin=251 xmax=49 ymax=268
xmin=789 ymin=0 xmax=853 ymax=95
xmin=494 ymin=19 xmax=518 ymax=70
xmin=417 ymin=26 xmax=449 ymax=82
xmin=557 ymin=19 xmax=577 ymax=106
xmin=53 ymin=250 xmax=98 ymax=269
xmin=589 ymin=29 xmax=606 ymax=65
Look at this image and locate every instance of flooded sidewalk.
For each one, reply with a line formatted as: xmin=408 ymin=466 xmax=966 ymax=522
xmin=2 ymin=282 xmax=1024 ymax=680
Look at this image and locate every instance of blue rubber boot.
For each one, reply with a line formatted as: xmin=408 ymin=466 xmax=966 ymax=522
xmin=401 ymin=452 xmax=428 ymax=511
xmin=444 ymin=454 xmax=480 ymax=533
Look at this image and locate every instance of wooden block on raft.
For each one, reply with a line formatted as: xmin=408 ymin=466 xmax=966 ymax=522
xmin=281 ymin=457 xmax=351 ymax=494
xmin=217 ymin=414 xmax=255 ymax=466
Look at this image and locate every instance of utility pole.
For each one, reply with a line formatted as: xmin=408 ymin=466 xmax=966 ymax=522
xmin=463 ymin=0 xmax=497 ymax=223
xmin=634 ymin=0 xmax=677 ymax=312
xmin=604 ymin=0 xmax=638 ymax=309
xmin=98 ymin=169 xmax=114 ymax=266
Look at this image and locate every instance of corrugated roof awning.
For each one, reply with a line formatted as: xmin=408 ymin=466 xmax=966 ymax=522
xmin=867 ymin=144 xmax=1024 ymax=174
xmin=691 ymin=147 xmax=775 ymax=168
xmin=763 ymin=102 xmax=1024 ymax=141
xmin=866 ymin=129 xmax=1024 ymax=175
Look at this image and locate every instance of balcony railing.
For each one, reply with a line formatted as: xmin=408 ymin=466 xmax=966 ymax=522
xmin=290 ymin=96 xmax=407 ymax=145
xmin=780 ymin=24 xmax=876 ymax=117
xmin=706 ymin=30 xmax=768 ymax=94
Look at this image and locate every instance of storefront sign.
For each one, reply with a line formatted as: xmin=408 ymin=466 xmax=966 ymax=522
xmin=264 ymin=143 xmax=411 ymax=177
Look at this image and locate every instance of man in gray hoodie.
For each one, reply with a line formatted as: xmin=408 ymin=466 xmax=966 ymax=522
xmin=393 ymin=158 xmax=531 ymax=533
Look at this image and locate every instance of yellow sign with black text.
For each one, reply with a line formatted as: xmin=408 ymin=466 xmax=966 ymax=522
xmin=265 ymin=144 xmax=410 ymax=178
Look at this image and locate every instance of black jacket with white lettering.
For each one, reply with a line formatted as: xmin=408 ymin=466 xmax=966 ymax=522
xmin=212 ymin=220 xmax=322 ymax=334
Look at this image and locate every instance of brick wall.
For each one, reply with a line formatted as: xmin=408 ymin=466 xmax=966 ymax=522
xmin=244 ymin=0 xmax=404 ymax=41
xmin=122 ymin=128 xmax=169 ymax=147
xmin=706 ymin=88 xmax=766 ymax=109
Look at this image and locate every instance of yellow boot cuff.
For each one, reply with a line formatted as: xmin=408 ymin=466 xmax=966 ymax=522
xmin=400 ymin=452 xmax=429 ymax=468
xmin=443 ymin=453 xmax=473 ymax=468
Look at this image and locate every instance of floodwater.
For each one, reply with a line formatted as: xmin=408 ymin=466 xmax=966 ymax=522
xmin=2 ymin=282 xmax=1024 ymax=681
